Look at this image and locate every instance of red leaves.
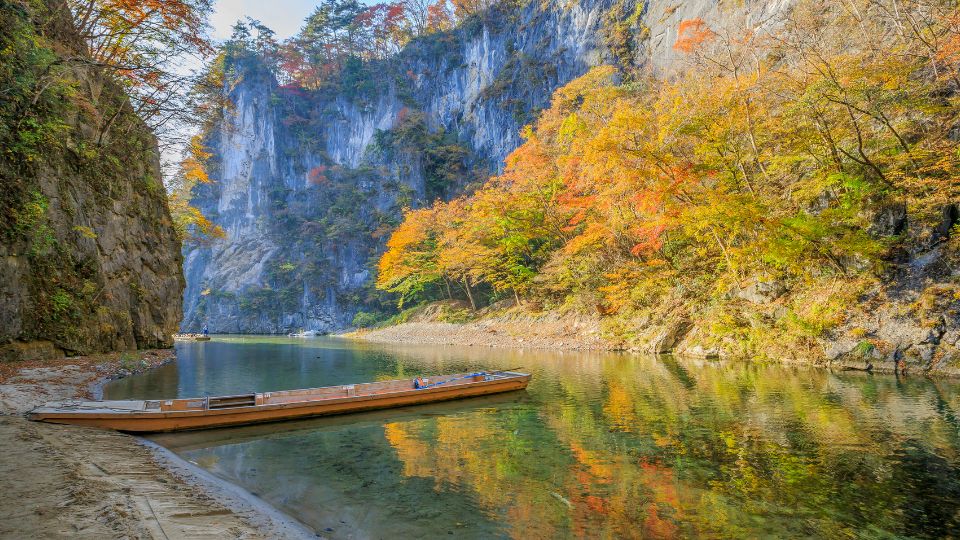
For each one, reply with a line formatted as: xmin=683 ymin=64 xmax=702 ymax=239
xmin=307 ymin=165 xmax=329 ymax=186
xmin=386 ymin=3 xmax=406 ymax=21
xmin=629 ymin=224 xmax=666 ymax=256
xmin=278 ymin=84 xmax=310 ymax=100
xmin=674 ymin=18 xmax=715 ymax=53
xmin=427 ymin=0 xmax=453 ymax=32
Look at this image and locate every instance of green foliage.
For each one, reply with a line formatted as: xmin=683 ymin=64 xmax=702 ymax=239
xmin=852 ymin=341 xmax=876 ymax=358
xmin=11 ymin=190 xmax=47 ymax=236
xmin=352 ymin=310 xmax=387 ymax=328
xmin=50 ymin=289 xmax=74 ymax=318
xmin=436 ymin=304 xmax=472 ymax=323
xmin=480 ymin=53 xmax=557 ymax=125
xmin=0 ymin=2 xmax=73 ymax=233
xmin=339 ymin=55 xmax=377 ymax=100
xmin=374 ymin=110 xmax=479 ymax=200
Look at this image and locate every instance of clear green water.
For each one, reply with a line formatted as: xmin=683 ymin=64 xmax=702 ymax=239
xmin=104 ymin=336 xmax=960 ymax=539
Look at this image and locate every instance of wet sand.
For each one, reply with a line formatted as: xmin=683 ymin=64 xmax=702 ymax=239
xmin=0 ymin=351 xmax=316 ymax=539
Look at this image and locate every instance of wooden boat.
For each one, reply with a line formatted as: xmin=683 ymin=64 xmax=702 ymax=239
xmin=174 ymin=333 xmax=210 ymax=341
xmin=287 ymin=330 xmax=319 ymax=337
xmin=27 ymin=370 xmax=531 ymax=433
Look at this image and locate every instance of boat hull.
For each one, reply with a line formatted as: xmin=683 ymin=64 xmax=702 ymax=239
xmin=29 ymin=374 xmax=530 ymax=433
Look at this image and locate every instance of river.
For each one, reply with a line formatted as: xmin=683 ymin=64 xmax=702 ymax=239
xmin=104 ymin=336 xmax=960 ymax=539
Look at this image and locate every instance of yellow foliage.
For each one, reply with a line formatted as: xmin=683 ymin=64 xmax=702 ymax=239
xmin=168 ymin=191 xmax=226 ymax=245
xmin=377 ymin=0 xmax=960 ymax=342
xmin=182 ymin=135 xmax=213 ymax=184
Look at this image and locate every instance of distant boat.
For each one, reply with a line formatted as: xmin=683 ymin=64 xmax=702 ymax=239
xmin=174 ymin=333 xmax=210 ymax=341
xmin=28 ymin=370 xmax=531 ymax=433
xmin=287 ymin=330 xmax=319 ymax=337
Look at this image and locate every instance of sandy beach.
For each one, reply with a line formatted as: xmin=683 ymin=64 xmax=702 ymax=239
xmin=0 ymin=351 xmax=316 ymax=539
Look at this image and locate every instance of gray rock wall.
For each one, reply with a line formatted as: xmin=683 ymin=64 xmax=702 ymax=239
xmin=0 ymin=0 xmax=183 ymax=359
xmin=182 ymin=0 xmax=792 ymax=334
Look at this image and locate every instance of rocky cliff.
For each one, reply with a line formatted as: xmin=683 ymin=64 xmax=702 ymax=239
xmin=0 ymin=0 xmax=184 ymax=360
xmin=183 ymin=0 xmax=790 ymax=334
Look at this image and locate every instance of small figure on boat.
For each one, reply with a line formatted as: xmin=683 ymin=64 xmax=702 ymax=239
xmin=202 ymin=322 xmax=209 ymax=336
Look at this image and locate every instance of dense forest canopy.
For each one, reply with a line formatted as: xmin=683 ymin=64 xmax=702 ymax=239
xmin=376 ymin=0 xmax=960 ymax=354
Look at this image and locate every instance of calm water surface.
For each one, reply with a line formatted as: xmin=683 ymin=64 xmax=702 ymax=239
xmin=105 ymin=336 xmax=960 ymax=539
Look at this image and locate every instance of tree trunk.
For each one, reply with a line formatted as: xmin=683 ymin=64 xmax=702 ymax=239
xmin=463 ymin=278 xmax=476 ymax=311
xmin=443 ymin=277 xmax=453 ymax=300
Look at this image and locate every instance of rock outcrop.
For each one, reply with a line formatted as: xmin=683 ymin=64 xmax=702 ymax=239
xmin=183 ymin=0 xmax=793 ymax=334
xmin=0 ymin=1 xmax=184 ymax=360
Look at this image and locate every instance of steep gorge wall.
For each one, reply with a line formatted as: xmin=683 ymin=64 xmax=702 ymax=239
xmin=183 ymin=0 xmax=789 ymax=334
xmin=0 ymin=1 xmax=184 ymax=360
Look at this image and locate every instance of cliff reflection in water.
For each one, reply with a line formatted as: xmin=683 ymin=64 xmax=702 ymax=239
xmin=106 ymin=337 xmax=960 ymax=539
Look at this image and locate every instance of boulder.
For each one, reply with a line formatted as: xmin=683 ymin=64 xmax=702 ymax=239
xmin=736 ymin=278 xmax=786 ymax=304
xmin=0 ymin=341 xmax=62 ymax=363
xmin=867 ymin=201 xmax=908 ymax=236
xmin=648 ymin=319 xmax=690 ymax=354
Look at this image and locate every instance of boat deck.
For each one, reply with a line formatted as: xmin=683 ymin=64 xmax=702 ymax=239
xmin=31 ymin=371 xmax=526 ymax=416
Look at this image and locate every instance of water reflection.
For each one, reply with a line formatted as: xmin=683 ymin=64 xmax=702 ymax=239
xmin=106 ymin=337 xmax=960 ymax=539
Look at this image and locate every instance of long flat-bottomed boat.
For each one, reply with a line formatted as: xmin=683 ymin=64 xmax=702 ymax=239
xmin=27 ymin=370 xmax=531 ymax=433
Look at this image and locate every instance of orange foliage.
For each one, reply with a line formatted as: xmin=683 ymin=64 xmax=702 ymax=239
xmin=306 ymin=165 xmax=329 ymax=186
xmin=68 ymin=0 xmax=213 ymax=120
xmin=377 ymin=0 xmax=960 ymax=331
xmin=673 ymin=18 xmax=714 ymax=53
xmin=181 ymin=136 xmax=212 ymax=184
xmin=426 ymin=0 xmax=454 ymax=32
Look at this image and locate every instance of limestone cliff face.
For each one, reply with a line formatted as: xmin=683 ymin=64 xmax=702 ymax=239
xmin=0 ymin=1 xmax=184 ymax=360
xmin=183 ymin=0 xmax=791 ymax=334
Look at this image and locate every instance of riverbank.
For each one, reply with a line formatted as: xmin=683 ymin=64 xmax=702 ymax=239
xmin=0 ymin=350 xmax=315 ymax=539
xmin=348 ymin=302 xmax=616 ymax=351
xmin=348 ymin=295 xmax=960 ymax=376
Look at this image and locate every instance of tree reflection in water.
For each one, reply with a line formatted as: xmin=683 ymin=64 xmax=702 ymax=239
xmin=107 ymin=338 xmax=960 ymax=539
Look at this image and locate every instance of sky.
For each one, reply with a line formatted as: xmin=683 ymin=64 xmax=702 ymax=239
xmin=210 ymin=0 xmax=321 ymax=41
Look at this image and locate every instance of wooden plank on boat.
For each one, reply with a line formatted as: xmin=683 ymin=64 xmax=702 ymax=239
xmin=27 ymin=371 xmax=531 ymax=433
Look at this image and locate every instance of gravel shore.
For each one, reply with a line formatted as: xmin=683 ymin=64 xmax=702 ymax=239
xmin=349 ymin=306 xmax=617 ymax=351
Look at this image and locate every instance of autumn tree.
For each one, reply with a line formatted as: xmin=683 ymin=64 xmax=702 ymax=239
xmin=165 ymin=135 xmax=225 ymax=245
xmin=449 ymin=0 xmax=496 ymax=20
xmin=377 ymin=205 xmax=446 ymax=307
xmin=67 ymin=0 xmax=214 ymax=148
xmin=425 ymin=0 xmax=454 ymax=33
xmin=377 ymin=0 xmax=960 ymax=356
